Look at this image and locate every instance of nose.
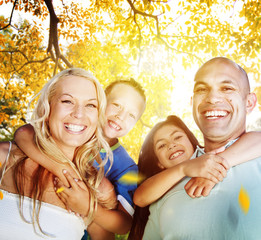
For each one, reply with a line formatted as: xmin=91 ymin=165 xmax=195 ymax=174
xmin=205 ymin=89 xmax=222 ymax=104
xmin=115 ymin=108 xmax=126 ymax=121
xmin=168 ymin=142 xmax=176 ymax=150
xmin=71 ymin=104 xmax=84 ymax=119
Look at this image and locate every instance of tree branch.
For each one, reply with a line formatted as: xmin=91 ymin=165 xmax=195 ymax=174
xmin=0 ymin=0 xmax=19 ymax=31
xmin=0 ymin=50 xmax=51 ymax=74
xmin=44 ymin=0 xmax=72 ymax=69
xmin=126 ymin=0 xmax=202 ymax=63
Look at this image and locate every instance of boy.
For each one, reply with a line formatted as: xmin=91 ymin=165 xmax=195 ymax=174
xmin=14 ymin=78 xmax=146 ymax=239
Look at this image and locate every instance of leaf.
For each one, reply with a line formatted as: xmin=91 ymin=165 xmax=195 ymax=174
xmin=56 ymin=187 xmax=65 ymax=193
xmin=238 ymin=185 xmax=250 ymax=215
xmin=119 ymin=171 xmax=145 ymax=185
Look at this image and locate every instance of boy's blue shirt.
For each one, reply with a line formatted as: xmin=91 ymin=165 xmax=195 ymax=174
xmin=99 ymin=141 xmax=138 ymax=215
xmin=82 ymin=141 xmax=138 ymax=240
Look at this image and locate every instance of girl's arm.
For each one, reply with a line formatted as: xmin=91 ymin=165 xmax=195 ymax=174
xmin=14 ymin=124 xmax=78 ymax=187
xmin=185 ymin=131 xmax=261 ymax=198
xmin=217 ymin=131 xmax=261 ymax=166
xmin=133 ymin=154 xmax=229 ymax=207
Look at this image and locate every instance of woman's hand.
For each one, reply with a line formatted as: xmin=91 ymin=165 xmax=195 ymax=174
xmin=54 ymin=170 xmax=90 ymax=217
xmin=55 ymin=165 xmax=81 ymax=188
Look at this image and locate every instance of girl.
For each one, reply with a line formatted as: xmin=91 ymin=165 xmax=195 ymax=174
xmin=129 ymin=115 xmax=261 ymax=239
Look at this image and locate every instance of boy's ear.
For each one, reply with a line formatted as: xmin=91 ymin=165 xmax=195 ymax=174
xmin=246 ymin=93 xmax=257 ymax=114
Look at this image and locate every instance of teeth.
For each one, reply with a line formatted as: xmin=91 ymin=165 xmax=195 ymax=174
xmin=170 ymin=151 xmax=183 ymax=159
xmin=65 ymin=124 xmax=85 ymax=132
xmin=109 ymin=121 xmax=120 ymax=130
xmin=205 ymin=111 xmax=227 ymax=118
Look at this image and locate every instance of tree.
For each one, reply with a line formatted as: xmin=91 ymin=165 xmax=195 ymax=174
xmin=1 ymin=0 xmax=261 ymax=160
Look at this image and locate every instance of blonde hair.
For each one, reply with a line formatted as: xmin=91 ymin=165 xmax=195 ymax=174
xmin=15 ymin=68 xmax=112 ymax=233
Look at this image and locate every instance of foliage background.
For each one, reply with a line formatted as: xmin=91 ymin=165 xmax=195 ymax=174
xmin=1 ymin=0 xmax=261 ymax=160
xmin=1 ymin=0 xmax=261 ymax=239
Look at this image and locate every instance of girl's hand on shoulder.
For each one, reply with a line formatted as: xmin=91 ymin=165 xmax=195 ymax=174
xmin=184 ymin=177 xmax=216 ymax=198
xmin=54 ymin=170 xmax=90 ymax=217
xmin=181 ymin=154 xmax=230 ymax=183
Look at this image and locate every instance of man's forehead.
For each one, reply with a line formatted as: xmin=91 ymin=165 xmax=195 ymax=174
xmin=194 ymin=78 xmax=236 ymax=86
xmin=195 ymin=60 xmax=248 ymax=84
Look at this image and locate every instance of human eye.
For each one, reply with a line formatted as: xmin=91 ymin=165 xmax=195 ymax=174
xmin=221 ymin=85 xmax=235 ymax=92
xmin=86 ymin=103 xmax=97 ymax=108
xmin=61 ymin=99 xmax=73 ymax=104
xmin=129 ymin=113 xmax=136 ymax=119
xmin=174 ymin=135 xmax=182 ymax=141
xmin=113 ymin=103 xmax=121 ymax=108
xmin=157 ymin=143 xmax=166 ymax=150
xmin=193 ymin=85 xmax=207 ymax=93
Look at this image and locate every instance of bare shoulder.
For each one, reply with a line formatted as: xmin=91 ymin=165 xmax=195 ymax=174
xmin=0 ymin=141 xmax=20 ymax=165
xmin=0 ymin=141 xmax=11 ymax=163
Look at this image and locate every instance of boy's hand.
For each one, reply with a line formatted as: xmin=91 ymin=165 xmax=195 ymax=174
xmin=54 ymin=170 xmax=90 ymax=217
xmin=97 ymin=177 xmax=117 ymax=210
xmin=184 ymin=177 xmax=216 ymax=198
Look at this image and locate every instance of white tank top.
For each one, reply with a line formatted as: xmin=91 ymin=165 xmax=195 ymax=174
xmin=0 ymin=142 xmax=86 ymax=239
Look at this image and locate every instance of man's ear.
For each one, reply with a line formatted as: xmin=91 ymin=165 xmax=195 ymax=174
xmin=246 ymin=92 xmax=257 ymax=114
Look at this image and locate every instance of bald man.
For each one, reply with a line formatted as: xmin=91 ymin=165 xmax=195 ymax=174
xmin=143 ymin=57 xmax=261 ymax=240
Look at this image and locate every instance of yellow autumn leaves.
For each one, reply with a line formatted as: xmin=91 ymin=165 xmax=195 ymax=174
xmin=238 ymin=185 xmax=250 ymax=215
xmin=0 ymin=162 xmax=2 ymax=200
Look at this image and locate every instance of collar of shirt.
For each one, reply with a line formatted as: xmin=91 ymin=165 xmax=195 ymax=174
xmin=192 ymin=138 xmax=239 ymax=158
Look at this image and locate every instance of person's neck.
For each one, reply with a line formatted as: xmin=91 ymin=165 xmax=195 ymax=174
xmin=204 ymin=131 xmax=245 ymax=152
xmin=54 ymin=142 xmax=75 ymax=161
xmin=105 ymin=137 xmax=118 ymax=147
xmin=204 ymin=140 xmax=229 ymax=153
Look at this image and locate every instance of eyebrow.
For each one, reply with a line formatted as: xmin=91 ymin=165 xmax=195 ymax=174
xmin=194 ymin=79 xmax=235 ymax=88
xmin=155 ymin=130 xmax=179 ymax=146
xmin=60 ymin=94 xmax=98 ymax=101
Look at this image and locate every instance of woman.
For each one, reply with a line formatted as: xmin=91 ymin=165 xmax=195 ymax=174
xmin=129 ymin=115 xmax=261 ymax=239
xmin=0 ymin=68 xmax=114 ymax=239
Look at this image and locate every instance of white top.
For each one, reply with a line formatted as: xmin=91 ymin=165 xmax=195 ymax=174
xmin=0 ymin=142 xmax=86 ymax=239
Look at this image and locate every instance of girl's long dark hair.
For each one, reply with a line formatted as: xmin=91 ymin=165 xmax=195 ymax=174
xmin=128 ymin=115 xmax=199 ymax=240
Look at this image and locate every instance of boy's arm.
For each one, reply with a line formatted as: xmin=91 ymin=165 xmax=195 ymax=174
xmin=134 ymin=154 xmax=228 ymax=207
xmin=14 ymin=124 xmax=78 ymax=187
xmin=55 ymin=171 xmax=132 ymax=235
xmin=185 ymin=131 xmax=261 ymax=198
